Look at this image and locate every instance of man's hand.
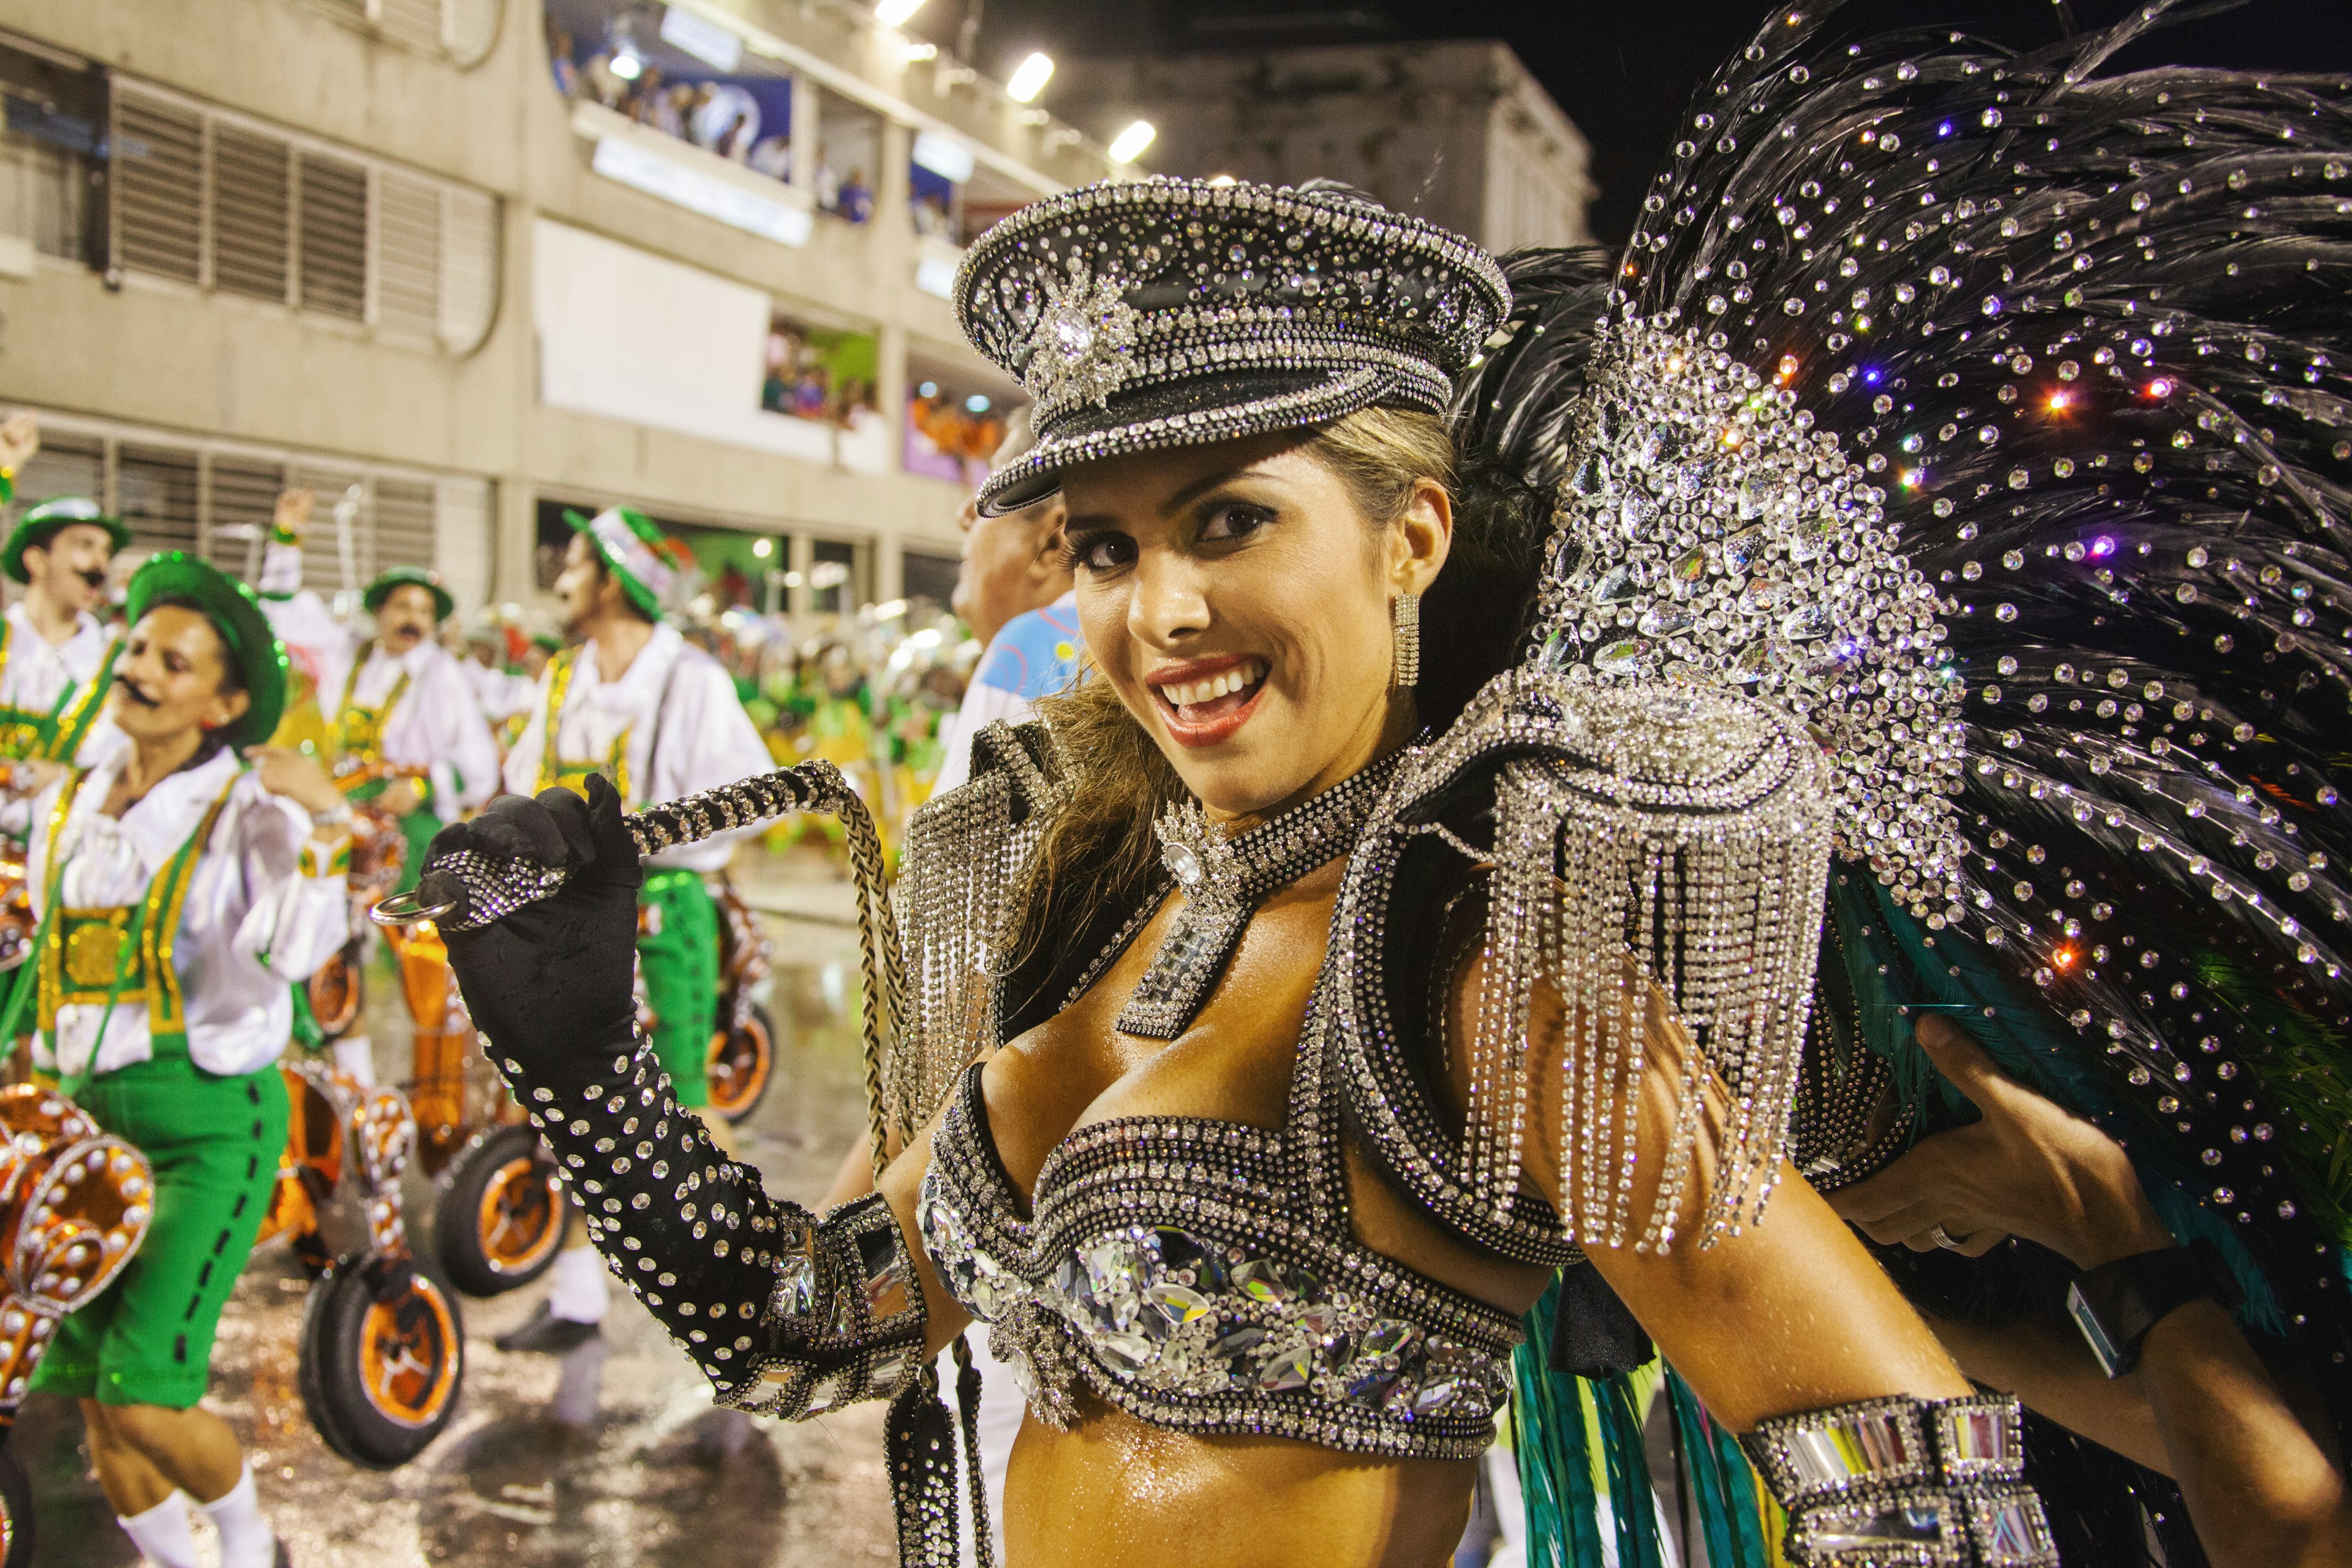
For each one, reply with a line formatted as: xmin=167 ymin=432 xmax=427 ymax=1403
xmin=249 ymin=745 xmax=349 ymax=820
xmin=1828 ymin=1013 xmax=2176 ymax=1268
xmin=273 ymin=488 xmax=315 ymax=541
xmin=0 ymin=758 xmax=66 ymax=800
xmin=0 ymin=412 xmax=38 ymax=474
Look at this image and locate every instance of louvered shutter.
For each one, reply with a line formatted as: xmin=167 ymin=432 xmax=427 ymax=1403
xmin=9 ymin=432 xmax=104 ymax=512
xmin=287 ymin=466 xmax=370 ymax=594
xmin=447 ymin=0 xmax=502 ymax=66
xmin=116 ymin=444 xmax=203 ymax=556
xmin=204 ymin=454 xmax=285 ymax=580
xmin=374 ymin=477 xmax=438 ymax=576
xmin=438 ymin=187 xmax=496 ymax=353
xmin=374 ymin=170 xmax=441 ymax=345
xmin=373 ymin=0 xmax=446 ymax=55
xmin=433 ymin=475 xmax=492 ymax=612
xmin=111 ymin=89 xmax=204 ymax=284
xmin=210 ymin=126 xmax=292 ymax=303
xmin=296 ymin=151 xmax=368 ymax=321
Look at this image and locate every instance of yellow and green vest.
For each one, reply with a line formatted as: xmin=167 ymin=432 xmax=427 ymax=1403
xmin=0 ymin=622 xmax=122 ymax=764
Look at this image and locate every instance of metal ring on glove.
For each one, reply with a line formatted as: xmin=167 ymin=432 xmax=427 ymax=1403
xmin=1927 ymin=1223 xmax=1964 ymax=1251
xmin=369 ymin=890 xmax=457 ymax=928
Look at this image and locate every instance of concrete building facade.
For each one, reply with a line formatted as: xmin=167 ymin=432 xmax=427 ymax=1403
xmin=0 ymin=0 xmax=1126 ymax=618
xmin=1055 ymin=39 xmax=1595 ymax=258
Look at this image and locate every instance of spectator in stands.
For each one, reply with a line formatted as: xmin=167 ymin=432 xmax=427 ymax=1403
xmin=546 ymin=26 xmax=579 ymax=98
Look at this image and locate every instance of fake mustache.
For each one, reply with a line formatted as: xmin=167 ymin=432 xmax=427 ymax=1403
xmin=75 ymin=568 xmax=107 ymax=590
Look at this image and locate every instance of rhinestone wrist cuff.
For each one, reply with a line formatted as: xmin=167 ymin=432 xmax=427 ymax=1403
xmin=1741 ymin=1393 xmax=2057 ymax=1566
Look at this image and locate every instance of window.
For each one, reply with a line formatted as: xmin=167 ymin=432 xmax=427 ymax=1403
xmin=108 ymin=80 xmax=500 ymax=354
xmin=0 ymin=39 xmax=105 ymax=273
xmin=905 ymin=350 xmax=1020 ymax=488
xmin=810 ymin=537 xmax=859 ymax=615
xmin=816 ymin=91 xmax=881 ymax=225
xmin=902 ymin=549 xmax=959 ymax=613
xmin=1 ymin=410 xmax=492 ymax=605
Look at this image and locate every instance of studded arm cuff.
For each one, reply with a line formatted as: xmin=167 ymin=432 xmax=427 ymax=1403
xmin=495 ymin=1026 xmax=928 ymax=1416
xmin=1740 ymin=1393 xmax=2057 ymax=1566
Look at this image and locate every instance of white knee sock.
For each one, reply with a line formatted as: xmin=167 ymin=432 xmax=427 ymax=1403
xmin=546 ymin=1243 xmax=611 ymax=1325
xmin=198 ymin=1461 xmax=276 ymax=1568
xmin=118 ymin=1492 xmax=198 ymax=1568
xmin=332 ymin=1033 xmax=377 ymax=1087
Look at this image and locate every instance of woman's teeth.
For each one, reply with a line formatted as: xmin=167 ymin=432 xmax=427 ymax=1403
xmin=1161 ymin=661 xmax=1265 ymax=710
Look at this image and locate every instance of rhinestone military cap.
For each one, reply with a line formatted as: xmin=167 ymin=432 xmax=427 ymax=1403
xmin=955 ymin=176 xmax=1512 ymax=514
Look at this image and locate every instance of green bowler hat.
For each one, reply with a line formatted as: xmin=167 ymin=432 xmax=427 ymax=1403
xmin=125 ymin=552 xmax=292 ymax=747
xmin=564 ymin=506 xmax=691 ymax=620
xmin=3 ymin=496 xmax=134 ymax=585
xmin=363 ymin=564 xmax=455 ymax=622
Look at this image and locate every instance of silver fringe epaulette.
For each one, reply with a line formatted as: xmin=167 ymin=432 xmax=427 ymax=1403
xmin=889 ymin=721 xmax=1072 ymax=1136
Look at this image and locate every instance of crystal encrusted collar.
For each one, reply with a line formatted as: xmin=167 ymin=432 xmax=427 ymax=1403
xmin=1114 ymin=751 xmax=1404 ymax=1040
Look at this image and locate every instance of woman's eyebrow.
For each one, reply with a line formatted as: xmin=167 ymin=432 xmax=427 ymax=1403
xmin=1065 ymin=465 xmax=1283 ymax=533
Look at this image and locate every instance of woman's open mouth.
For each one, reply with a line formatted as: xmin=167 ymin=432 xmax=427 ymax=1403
xmin=1148 ymin=657 xmax=1268 ymax=748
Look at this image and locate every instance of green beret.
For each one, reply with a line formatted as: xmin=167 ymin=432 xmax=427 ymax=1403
xmin=3 ymin=496 xmax=133 ymax=585
xmin=363 ymin=564 xmax=454 ymax=622
xmin=124 ymin=552 xmax=290 ymax=747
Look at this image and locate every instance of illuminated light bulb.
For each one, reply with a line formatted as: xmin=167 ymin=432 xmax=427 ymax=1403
xmin=875 ymin=0 xmax=928 ymax=25
xmin=609 ymin=47 xmax=643 ymax=80
xmin=752 ymin=537 xmax=774 ymax=559
xmin=2048 ymin=391 xmax=2072 ymax=411
xmin=2147 ymin=377 xmax=2176 ymax=397
xmin=1006 ymin=51 xmax=1055 ymax=104
xmin=1107 ymin=120 xmax=1156 ymax=164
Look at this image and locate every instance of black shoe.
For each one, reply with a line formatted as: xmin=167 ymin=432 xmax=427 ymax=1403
xmin=496 ymin=1302 xmax=603 ymax=1354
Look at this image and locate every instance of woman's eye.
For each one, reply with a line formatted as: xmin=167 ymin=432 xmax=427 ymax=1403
xmin=1068 ymin=533 xmax=1135 ymax=573
xmin=1199 ymin=503 xmax=1272 ymax=542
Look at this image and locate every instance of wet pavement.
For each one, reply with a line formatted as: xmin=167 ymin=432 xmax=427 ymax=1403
xmin=15 ymin=864 xmax=899 ymax=1567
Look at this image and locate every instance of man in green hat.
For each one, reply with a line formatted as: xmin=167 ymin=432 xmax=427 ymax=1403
xmin=17 ymin=550 xmax=350 ymax=1568
xmin=255 ymin=489 xmax=499 ymax=906
xmin=1 ymin=422 xmax=137 ymax=765
xmin=497 ymin=504 xmax=769 ymax=1355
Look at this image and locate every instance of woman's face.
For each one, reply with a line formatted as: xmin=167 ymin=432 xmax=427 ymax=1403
xmin=1061 ymin=432 xmax=1450 ymax=818
xmin=110 ymin=605 xmax=250 ymax=745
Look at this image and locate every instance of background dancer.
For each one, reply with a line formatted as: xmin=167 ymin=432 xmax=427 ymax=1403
xmin=10 ymin=552 xmax=352 ymax=1568
xmin=496 ymin=504 xmax=769 ymax=1357
xmin=0 ymin=415 xmax=130 ymax=770
xmin=256 ymin=489 xmax=499 ymax=891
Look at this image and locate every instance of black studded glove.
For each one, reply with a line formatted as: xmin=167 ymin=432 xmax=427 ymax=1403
xmin=432 ymin=774 xmax=643 ymax=1065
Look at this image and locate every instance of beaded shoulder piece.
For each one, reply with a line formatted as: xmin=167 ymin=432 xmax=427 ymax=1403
xmin=889 ymin=720 xmax=1072 ymax=1136
xmin=1326 ymin=668 xmax=1834 ymax=1262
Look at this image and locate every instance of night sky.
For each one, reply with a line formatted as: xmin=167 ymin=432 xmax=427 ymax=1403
xmin=914 ymin=1 xmax=2345 ymax=243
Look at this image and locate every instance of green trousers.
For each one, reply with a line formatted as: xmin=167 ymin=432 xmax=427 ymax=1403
xmin=33 ymin=1056 xmax=290 ymax=1409
xmin=639 ymin=870 xmax=718 ymax=1109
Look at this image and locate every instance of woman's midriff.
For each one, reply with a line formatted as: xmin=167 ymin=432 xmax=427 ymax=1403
xmin=1002 ymin=1390 xmax=1478 ymax=1568
xmin=962 ymin=856 xmax=1548 ymax=1566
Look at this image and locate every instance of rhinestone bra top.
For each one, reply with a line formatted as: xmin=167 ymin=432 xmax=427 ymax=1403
xmin=918 ymin=991 xmax=1521 ymax=1460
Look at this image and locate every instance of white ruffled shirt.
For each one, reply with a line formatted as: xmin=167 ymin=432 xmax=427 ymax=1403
xmin=502 ymin=624 xmax=771 ymax=873
xmin=27 ymin=746 xmax=350 ymax=1079
xmin=1 ymin=599 xmax=114 ymax=725
xmin=263 ymin=590 xmax=500 ymax=820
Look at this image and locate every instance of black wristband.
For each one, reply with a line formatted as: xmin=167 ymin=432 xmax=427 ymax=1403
xmin=2066 ymin=1237 xmax=2242 ymax=1378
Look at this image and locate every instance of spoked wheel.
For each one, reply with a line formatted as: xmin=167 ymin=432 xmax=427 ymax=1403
xmin=434 ymin=1124 xmax=567 ymax=1297
xmin=300 ymin=1258 xmax=465 ymax=1470
xmin=307 ymin=945 xmax=364 ymax=1040
xmin=0 ymin=1445 xmax=32 ymax=1568
xmin=706 ymin=1003 xmax=777 ymax=1124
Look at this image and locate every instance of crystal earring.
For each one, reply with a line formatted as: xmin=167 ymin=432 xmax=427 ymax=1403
xmin=1390 ymin=589 xmax=1420 ymax=690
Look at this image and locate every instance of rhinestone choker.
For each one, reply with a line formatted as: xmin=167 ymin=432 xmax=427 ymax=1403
xmin=1115 ymin=753 xmax=1405 ymax=1040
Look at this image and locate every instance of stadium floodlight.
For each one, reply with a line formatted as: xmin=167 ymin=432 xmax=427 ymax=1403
xmin=1006 ymin=51 xmax=1055 ymax=104
xmin=1107 ymin=120 xmax=1156 ymax=164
